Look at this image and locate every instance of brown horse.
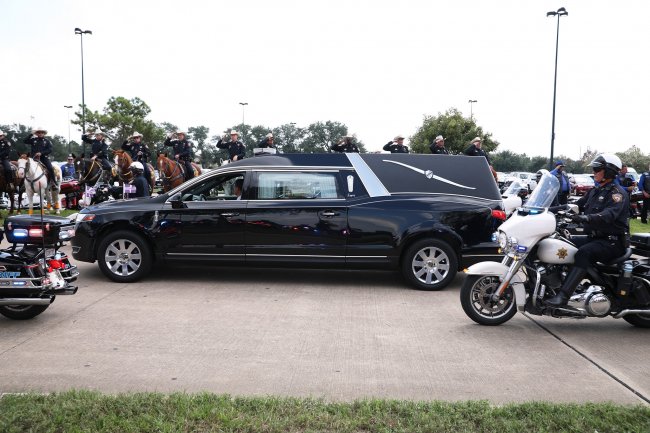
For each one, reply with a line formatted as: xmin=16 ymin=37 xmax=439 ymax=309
xmin=114 ymin=150 xmax=155 ymax=192
xmin=0 ymin=162 xmax=23 ymax=214
xmin=157 ymin=153 xmax=201 ymax=192
xmin=75 ymin=156 xmax=104 ymax=187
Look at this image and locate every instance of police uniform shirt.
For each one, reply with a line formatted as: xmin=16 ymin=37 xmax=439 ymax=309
xmin=331 ymin=141 xmax=359 ymax=153
xmin=383 ymin=142 xmax=409 ymax=153
xmin=430 ymin=144 xmax=449 ymax=155
xmin=132 ymin=175 xmax=150 ymax=197
xmin=464 ymin=144 xmax=490 ymax=165
xmin=82 ymin=135 xmax=109 ymax=158
xmin=164 ymin=138 xmax=192 ymax=160
xmin=0 ymin=139 xmax=12 ymax=159
xmin=576 ymin=181 xmax=629 ymax=236
xmin=217 ymin=139 xmax=246 ymax=160
xmin=24 ymin=136 xmax=53 ymax=156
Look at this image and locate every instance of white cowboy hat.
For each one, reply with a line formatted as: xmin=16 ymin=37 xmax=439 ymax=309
xmin=230 ymin=130 xmax=239 ymax=136
xmin=94 ymin=129 xmax=106 ymax=136
xmin=129 ymin=131 xmax=143 ymax=140
xmin=471 ymin=136 xmax=482 ymax=144
xmin=32 ymin=127 xmax=47 ymax=134
xmin=175 ymin=130 xmax=187 ymax=136
xmin=394 ymin=134 xmax=405 ymax=140
xmin=266 ymin=133 xmax=273 ymax=138
xmin=435 ymin=135 xmax=444 ymax=142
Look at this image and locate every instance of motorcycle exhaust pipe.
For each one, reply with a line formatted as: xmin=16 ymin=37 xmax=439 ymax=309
xmin=0 ymin=296 xmax=54 ymax=306
xmin=53 ymin=286 xmax=78 ymax=295
xmin=614 ymin=309 xmax=650 ymax=319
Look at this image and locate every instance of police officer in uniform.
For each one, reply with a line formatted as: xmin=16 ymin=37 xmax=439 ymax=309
xmin=23 ymin=127 xmax=55 ymax=182
xmin=615 ymin=163 xmax=636 ymax=217
xmin=464 ymin=136 xmax=497 ymax=183
xmin=128 ymin=161 xmax=150 ymax=198
xmin=331 ymin=135 xmax=359 ymax=153
xmin=164 ymin=130 xmax=194 ymax=180
xmin=217 ymin=130 xmax=246 ymax=162
xmin=638 ymin=164 xmax=650 ymax=224
xmin=383 ymin=135 xmax=409 ymax=153
xmin=82 ymin=130 xmax=113 ymax=183
xmin=258 ymin=133 xmax=275 ymax=148
xmin=429 ymin=135 xmax=449 ymax=155
xmin=122 ymin=131 xmax=152 ymax=185
xmin=546 ymin=154 xmax=629 ymax=307
xmin=0 ymin=130 xmax=15 ymax=188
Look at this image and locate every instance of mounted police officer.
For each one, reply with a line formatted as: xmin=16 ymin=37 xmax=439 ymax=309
xmin=258 ymin=133 xmax=275 ymax=149
xmin=122 ymin=131 xmax=151 ymax=184
xmin=82 ymin=129 xmax=113 ymax=183
xmin=217 ymin=130 xmax=246 ymax=162
xmin=23 ymin=127 xmax=55 ymax=183
xmin=164 ymin=130 xmax=194 ymax=180
xmin=331 ymin=135 xmax=359 ymax=153
xmin=0 ymin=130 xmax=15 ymax=188
xmin=383 ymin=135 xmax=409 ymax=153
xmin=546 ymin=154 xmax=629 ymax=307
xmin=430 ymin=135 xmax=449 ymax=155
xmin=128 ymin=161 xmax=150 ymax=198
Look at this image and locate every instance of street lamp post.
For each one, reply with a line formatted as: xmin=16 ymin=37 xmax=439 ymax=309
xmin=468 ymin=99 xmax=478 ymax=120
xmin=546 ymin=7 xmax=568 ymax=169
xmin=74 ymin=27 xmax=92 ymax=155
xmin=238 ymin=102 xmax=248 ymax=126
xmin=63 ymin=105 xmax=73 ymax=153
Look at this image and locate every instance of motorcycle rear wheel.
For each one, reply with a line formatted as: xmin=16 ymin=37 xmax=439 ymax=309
xmin=460 ymin=275 xmax=517 ymax=326
xmin=0 ymin=305 xmax=50 ymax=320
xmin=622 ymin=313 xmax=650 ymax=328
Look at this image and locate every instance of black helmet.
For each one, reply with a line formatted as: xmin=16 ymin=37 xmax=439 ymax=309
xmin=535 ymin=169 xmax=549 ymax=182
xmin=588 ymin=153 xmax=621 ymax=179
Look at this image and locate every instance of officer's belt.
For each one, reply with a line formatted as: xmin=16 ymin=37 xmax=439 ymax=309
xmin=588 ymin=233 xmax=624 ymax=241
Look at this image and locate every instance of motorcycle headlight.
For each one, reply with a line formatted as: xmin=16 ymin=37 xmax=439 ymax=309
xmin=497 ymin=232 xmax=508 ymax=249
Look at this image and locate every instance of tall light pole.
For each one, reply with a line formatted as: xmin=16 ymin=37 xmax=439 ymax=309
xmin=238 ymin=102 xmax=248 ymax=126
xmin=546 ymin=7 xmax=568 ymax=169
xmin=75 ymin=27 xmax=92 ymax=155
xmin=63 ymin=105 xmax=73 ymax=153
xmin=468 ymin=99 xmax=478 ymax=120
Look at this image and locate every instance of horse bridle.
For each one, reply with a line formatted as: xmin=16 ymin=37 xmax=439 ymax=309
xmin=78 ymin=159 xmax=101 ymax=184
xmin=18 ymin=158 xmax=47 ymax=191
xmin=159 ymin=157 xmax=184 ymax=187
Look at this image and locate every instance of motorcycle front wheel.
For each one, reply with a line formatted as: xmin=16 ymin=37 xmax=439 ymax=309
xmin=460 ymin=275 xmax=517 ymax=326
xmin=0 ymin=304 xmax=50 ymax=320
xmin=622 ymin=313 xmax=650 ymax=328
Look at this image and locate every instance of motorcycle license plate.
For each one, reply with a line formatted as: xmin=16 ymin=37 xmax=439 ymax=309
xmin=48 ymin=270 xmax=65 ymax=289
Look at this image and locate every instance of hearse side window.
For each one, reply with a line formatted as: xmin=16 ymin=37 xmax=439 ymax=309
xmin=180 ymin=172 xmax=246 ymax=201
xmin=255 ymin=172 xmax=341 ymax=200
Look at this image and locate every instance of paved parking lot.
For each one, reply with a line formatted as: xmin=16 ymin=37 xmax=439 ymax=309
xmin=1 ymin=246 xmax=648 ymax=404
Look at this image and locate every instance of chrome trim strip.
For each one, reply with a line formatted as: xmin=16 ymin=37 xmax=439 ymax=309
xmin=166 ymin=253 xmax=244 ymax=257
xmin=346 ymin=153 xmax=390 ymax=197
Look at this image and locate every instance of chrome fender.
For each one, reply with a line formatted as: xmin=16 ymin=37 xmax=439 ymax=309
xmin=465 ymin=261 xmax=528 ymax=309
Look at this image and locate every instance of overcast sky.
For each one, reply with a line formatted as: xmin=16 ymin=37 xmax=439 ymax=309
xmin=2 ymin=0 xmax=649 ymax=159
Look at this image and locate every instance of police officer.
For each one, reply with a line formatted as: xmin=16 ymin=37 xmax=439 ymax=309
xmin=383 ymin=135 xmax=409 ymax=153
xmin=23 ymin=127 xmax=55 ymax=182
xmin=639 ymin=164 xmax=650 ymax=224
xmin=429 ymin=135 xmax=449 ymax=155
xmin=546 ymin=154 xmax=629 ymax=307
xmin=331 ymin=135 xmax=359 ymax=153
xmin=550 ymin=160 xmax=571 ymax=205
xmin=60 ymin=154 xmax=76 ymax=179
xmin=0 ymin=130 xmax=15 ymax=188
xmin=258 ymin=133 xmax=275 ymax=148
xmin=464 ymin=136 xmax=497 ymax=183
xmin=122 ymin=132 xmax=152 ymax=185
xmin=615 ymin=163 xmax=636 ymax=217
xmin=164 ymin=130 xmax=195 ymax=180
xmin=217 ymin=130 xmax=246 ymax=162
xmin=128 ymin=161 xmax=150 ymax=198
xmin=81 ymin=130 xmax=113 ymax=183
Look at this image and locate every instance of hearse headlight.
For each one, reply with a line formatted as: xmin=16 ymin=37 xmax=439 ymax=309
xmin=76 ymin=213 xmax=95 ymax=223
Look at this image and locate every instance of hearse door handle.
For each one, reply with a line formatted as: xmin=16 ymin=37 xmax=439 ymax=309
xmin=321 ymin=210 xmax=339 ymax=217
xmin=220 ymin=212 xmax=240 ymax=217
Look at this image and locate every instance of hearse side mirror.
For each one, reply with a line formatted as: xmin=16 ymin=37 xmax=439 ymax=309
xmin=169 ymin=193 xmax=186 ymax=209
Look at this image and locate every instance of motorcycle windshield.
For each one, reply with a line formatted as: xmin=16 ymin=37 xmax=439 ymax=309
xmin=503 ymin=181 xmax=523 ymax=196
xmin=524 ymin=173 xmax=559 ymax=209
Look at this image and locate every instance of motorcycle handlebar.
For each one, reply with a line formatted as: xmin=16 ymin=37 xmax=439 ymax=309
xmin=548 ymin=204 xmax=569 ymax=214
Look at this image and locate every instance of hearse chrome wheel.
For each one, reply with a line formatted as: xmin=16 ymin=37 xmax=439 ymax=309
xmin=402 ymin=238 xmax=457 ymax=291
xmin=97 ymin=230 xmax=152 ymax=283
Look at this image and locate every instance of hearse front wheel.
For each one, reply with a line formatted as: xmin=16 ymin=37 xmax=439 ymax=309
xmin=97 ymin=230 xmax=153 ymax=283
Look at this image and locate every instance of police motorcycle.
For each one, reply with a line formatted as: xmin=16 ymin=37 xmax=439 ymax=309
xmin=501 ymin=180 xmax=529 ymax=217
xmin=460 ymin=172 xmax=650 ymax=328
xmin=0 ymin=214 xmax=78 ymax=320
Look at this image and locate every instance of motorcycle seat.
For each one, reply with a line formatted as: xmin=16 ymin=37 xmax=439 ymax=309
xmin=597 ymin=248 xmax=632 ymax=267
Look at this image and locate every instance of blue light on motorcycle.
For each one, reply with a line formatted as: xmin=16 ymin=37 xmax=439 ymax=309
xmin=12 ymin=229 xmax=28 ymax=238
xmin=517 ymin=245 xmax=528 ymax=253
xmin=491 ymin=232 xmax=498 ymax=242
xmin=11 ymin=281 xmax=26 ymax=286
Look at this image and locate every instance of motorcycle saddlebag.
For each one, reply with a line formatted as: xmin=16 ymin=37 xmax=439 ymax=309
xmin=631 ymin=233 xmax=650 ymax=256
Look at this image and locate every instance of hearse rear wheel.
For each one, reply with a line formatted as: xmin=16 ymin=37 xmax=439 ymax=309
xmin=402 ymin=238 xmax=457 ymax=291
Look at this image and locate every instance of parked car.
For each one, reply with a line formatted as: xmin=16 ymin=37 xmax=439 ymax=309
xmin=571 ymin=174 xmax=595 ymax=196
xmin=71 ymin=154 xmax=505 ymax=290
xmin=501 ymin=172 xmax=537 ymax=192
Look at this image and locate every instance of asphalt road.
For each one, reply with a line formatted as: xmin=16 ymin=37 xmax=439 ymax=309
xmin=1 ymin=245 xmax=648 ymax=404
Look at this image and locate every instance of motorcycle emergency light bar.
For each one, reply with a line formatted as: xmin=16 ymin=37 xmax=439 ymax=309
xmin=12 ymin=229 xmax=28 ymax=238
xmin=28 ymin=228 xmax=44 ymax=237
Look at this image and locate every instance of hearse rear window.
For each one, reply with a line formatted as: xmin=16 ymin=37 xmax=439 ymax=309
xmin=256 ymin=172 xmax=341 ymax=200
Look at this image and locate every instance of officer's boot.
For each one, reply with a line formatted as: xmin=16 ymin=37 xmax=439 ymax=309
xmin=546 ymin=267 xmax=587 ymax=307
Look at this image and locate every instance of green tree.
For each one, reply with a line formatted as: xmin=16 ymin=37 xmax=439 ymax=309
xmin=528 ymin=156 xmax=548 ymax=173
xmin=72 ymin=96 xmax=165 ymax=156
xmin=188 ymin=125 xmax=219 ymax=166
xmin=301 ymin=121 xmax=366 ymax=153
xmin=272 ymin=123 xmax=306 ymax=153
xmin=410 ymin=108 xmax=498 ymax=155
xmin=0 ymin=123 xmax=81 ymax=162
xmin=616 ymin=146 xmax=650 ymax=172
xmin=491 ymin=150 xmax=531 ymax=172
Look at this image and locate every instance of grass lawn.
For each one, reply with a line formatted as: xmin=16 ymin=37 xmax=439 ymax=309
xmin=0 ymin=391 xmax=648 ymax=433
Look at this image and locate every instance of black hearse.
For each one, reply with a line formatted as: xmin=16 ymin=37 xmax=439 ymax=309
xmin=72 ymin=153 xmax=504 ymax=290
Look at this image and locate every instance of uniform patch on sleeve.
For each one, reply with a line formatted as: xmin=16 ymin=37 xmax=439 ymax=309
xmin=612 ymin=193 xmax=623 ymax=203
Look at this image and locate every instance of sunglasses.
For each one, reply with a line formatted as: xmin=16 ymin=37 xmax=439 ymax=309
xmin=592 ymin=167 xmax=604 ymax=173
